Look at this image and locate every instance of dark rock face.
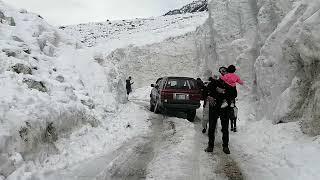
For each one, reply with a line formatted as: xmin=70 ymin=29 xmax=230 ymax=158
xmin=12 ymin=36 xmax=24 ymax=42
xmin=0 ymin=11 xmax=15 ymax=26
xmin=23 ymin=79 xmax=47 ymax=92
xmin=11 ymin=63 xmax=32 ymax=75
xmin=2 ymin=49 xmax=16 ymax=57
xmin=0 ymin=11 xmax=5 ymax=19
xmin=19 ymin=9 xmax=28 ymax=14
xmin=23 ymin=48 xmax=31 ymax=54
xmin=7 ymin=17 xmax=15 ymax=26
xmin=44 ymin=122 xmax=58 ymax=143
xmin=81 ymin=99 xmax=95 ymax=109
xmin=164 ymin=0 xmax=208 ymax=16
xmin=55 ymin=75 xmax=65 ymax=83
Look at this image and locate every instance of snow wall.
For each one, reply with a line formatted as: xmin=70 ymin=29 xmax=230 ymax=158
xmin=196 ymin=0 xmax=320 ymax=135
xmin=105 ymin=32 xmax=201 ymax=87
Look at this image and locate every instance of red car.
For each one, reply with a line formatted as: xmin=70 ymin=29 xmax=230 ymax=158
xmin=150 ymin=77 xmax=201 ymax=121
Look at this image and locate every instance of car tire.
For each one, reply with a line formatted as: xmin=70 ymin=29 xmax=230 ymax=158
xmin=187 ymin=110 xmax=196 ymax=122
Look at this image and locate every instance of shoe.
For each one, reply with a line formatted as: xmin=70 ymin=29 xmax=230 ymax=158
xmin=202 ymin=128 xmax=206 ymax=133
xmin=233 ymin=128 xmax=237 ymax=132
xmin=230 ymin=127 xmax=234 ymax=131
xmin=221 ymin=100 xmax=228 ymax=108
xmin=205 ymin=146 xmax=214 ymax=152
xmin=223 ymin=147 xmax=230 ymax=154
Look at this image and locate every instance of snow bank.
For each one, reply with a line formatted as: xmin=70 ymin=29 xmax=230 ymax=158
xmin=231 ymin=118 xmax=320 ymax=180
xmin=194 ymin=0 xmax=320 ymax=178
xmin=6 ymin=102 xmax=151 ymax=179
xmin=196 ymin=0 xmax=320 ymax=178
xmin=105 ymin=32 xmax=201 ymax=88
xmin=0 ymin=1 xmax=129 ymax=177
xmin=255 ymin=0 xmax=320 ymax=134
xmin=197 ymin=0 xmax=319 ymax=135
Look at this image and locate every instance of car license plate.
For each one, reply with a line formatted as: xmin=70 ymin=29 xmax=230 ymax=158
xmin=176 ymin=94 xmax=187 ymax=100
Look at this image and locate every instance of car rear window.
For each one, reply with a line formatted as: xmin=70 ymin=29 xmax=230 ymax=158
xmin=165 ymin=78 xmax=197 ymax=90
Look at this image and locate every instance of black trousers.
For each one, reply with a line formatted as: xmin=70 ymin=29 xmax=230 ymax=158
xmin=230 ymin=107 xmax=237 ymax=129
xmin=126 ymin=88 xmax=132 ymax=95
xmin=208 ymin=105 xmax=230 ymax=148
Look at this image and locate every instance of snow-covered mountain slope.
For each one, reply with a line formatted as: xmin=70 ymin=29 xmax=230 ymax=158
xmin=164 ymin=0 xmax=208 ymax=16
xmin=62 ymin=12 xmax=207 ymax=48
xmin=0 ymin=1 xmax=151 ymax=178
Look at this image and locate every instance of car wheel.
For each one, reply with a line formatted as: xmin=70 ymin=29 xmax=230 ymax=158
xmin=187 ymin=110 xmax=196 ymax=122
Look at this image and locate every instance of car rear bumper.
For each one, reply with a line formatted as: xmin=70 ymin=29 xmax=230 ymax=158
xmin=162 ymin=102 xmax=200 ymax=110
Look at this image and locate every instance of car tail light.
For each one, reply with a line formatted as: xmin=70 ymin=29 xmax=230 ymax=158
xmin=161 ymin=90 xmax=173 ymax=100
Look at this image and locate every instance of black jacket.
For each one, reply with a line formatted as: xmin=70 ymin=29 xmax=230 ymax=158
xmin=126 ymin=79 xmax=132 ymax=90
xmin=206 ymin=79 xmax=227 ymax=106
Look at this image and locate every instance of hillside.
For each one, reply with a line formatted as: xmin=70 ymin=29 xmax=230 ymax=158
xmin=164 ymin=0 xmax=208 ymax=16
xmin=62 ymin=12 xmax=207 ymax=48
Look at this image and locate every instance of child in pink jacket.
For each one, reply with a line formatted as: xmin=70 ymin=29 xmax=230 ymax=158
xmin=220 ymin=65 xmax=243 ymax=108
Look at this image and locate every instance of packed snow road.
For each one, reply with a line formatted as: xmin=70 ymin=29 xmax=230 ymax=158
xmin=42 ymin=97 xmax=243 ymax=180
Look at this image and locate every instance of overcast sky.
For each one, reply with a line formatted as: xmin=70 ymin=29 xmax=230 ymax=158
xmin=6 ymin=0 xmax=194 ymax=25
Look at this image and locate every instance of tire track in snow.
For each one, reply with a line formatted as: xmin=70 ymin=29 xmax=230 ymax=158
xmin=46 ymin=98 xmax=243 ymax=180
xmin=98 ymin=102 xmax=174 ymax=180
xmin=193 ymin=112 xmax=244 ymax=180
xmin=133 ymin=99 xmax=243 ymax=180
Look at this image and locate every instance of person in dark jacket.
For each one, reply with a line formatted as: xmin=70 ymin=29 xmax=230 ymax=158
xmin=196 ymin=78 xmax=204 ymax=89
xmin=126 ymin=76 xmax=134 ymax=95
xmin=196 ymin=78 xmax=205 ymax=101
xmin=204 ymin=68 xmax=231 ymax=154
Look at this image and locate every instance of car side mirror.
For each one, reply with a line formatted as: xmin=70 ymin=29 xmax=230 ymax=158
xmin=151 ymin=84 xmax=159 ymax=88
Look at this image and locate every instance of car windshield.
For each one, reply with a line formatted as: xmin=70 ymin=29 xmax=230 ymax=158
xmin=165 ymin=78 xmax=196 ymax=89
